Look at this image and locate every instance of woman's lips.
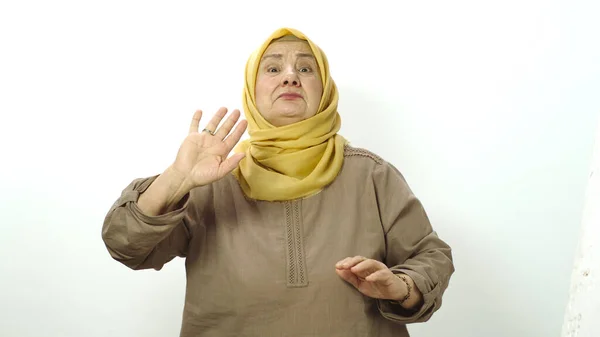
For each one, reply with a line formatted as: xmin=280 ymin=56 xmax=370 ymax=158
xmin=278 ymin=93 xmax=303 ymax=100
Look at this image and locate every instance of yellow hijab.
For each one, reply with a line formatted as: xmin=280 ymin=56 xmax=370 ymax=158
xmin=232 ymin=27 xmax=347 ymax=201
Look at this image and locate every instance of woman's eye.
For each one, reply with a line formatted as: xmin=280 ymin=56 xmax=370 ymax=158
xmin=299 ymin=67 xmax=311 ymax=73
xmin=267 ymin=67 xmax=279 ymax=73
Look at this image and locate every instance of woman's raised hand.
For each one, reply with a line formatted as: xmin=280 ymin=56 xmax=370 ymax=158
xmin=171 ymin=107 xmax=248 ymax=190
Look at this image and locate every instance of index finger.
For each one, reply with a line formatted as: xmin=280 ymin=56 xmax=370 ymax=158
xmin=346 ymin=256 xmax=368 ymax=268
xmin=336 ymin=256 xmax=367 ymax=269
xmin=350 ymin=259 xmax=385 ymax=274
xmin=189 ymin=109 xmax=203 ymax=134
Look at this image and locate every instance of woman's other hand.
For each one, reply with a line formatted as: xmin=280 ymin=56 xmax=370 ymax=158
xmin=335 ymin=256 xmax=423 ymax=309
xmin=172 ymin=107 xmax=248 ymax=191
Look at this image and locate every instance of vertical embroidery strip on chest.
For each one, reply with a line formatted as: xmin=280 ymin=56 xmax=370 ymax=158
xmin=284 ymin=201 xmax=308 ymax=287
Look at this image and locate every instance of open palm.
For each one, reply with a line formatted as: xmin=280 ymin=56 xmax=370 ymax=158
xmin=172 ymin=107 xmax=248 ymax=189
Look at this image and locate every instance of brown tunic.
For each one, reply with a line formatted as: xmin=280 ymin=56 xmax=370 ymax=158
xmin=102 ymin=146 xmax=455 ymax=337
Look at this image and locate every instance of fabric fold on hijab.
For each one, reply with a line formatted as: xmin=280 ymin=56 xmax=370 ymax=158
xmin=232 ymin=27 xmax=347 ymax=201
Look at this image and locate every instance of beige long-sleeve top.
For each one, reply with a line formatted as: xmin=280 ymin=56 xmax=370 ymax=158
xmin=102 ymin=146 xmax=455 ymax=337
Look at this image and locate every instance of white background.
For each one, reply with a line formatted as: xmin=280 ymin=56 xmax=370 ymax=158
xmin=562 ymin=118 xmax=600 ymax=337
xmin=1 ymin=1 xmax=599 ymax=336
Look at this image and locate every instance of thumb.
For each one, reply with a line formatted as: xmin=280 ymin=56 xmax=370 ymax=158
xmin=218 ymin=153 xmax=246 ymax=177
xmin=365 ymin=269 xmax=392 ymax=284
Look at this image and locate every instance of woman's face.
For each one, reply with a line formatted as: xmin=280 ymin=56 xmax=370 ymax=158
xmin=255 ymin=40 xmax=323 ymax=127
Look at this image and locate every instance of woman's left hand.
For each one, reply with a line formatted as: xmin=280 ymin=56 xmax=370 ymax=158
xmin=335 ymin=256 xmax=407 ymax=301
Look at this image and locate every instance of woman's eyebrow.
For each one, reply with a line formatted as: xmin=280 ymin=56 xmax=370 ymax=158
xmin=261 ymin=52 xmax=315 ymax=61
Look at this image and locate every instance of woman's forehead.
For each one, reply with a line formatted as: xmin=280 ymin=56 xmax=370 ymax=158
xmin=262 ymin=40 xmax=314 ymax=57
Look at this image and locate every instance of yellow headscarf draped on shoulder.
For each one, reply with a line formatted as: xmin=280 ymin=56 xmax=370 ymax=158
xmin=232 ymin=27 xmax=347 ymax=201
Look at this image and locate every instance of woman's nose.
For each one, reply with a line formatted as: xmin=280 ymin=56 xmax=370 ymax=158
xmin=282 ymin=70 xmax=300 ymax=87
xmin=283 ymin=79 xmax=299 ymax=86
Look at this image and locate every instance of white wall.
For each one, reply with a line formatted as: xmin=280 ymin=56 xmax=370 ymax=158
xmin=562 ymin=118 xmax=600 ymax=336
xmin=1 ymin=1 xmax=599 ymax=336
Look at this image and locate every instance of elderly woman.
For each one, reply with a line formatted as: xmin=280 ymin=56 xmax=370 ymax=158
xmin=102 ymin=27 xmax=454 ymax=337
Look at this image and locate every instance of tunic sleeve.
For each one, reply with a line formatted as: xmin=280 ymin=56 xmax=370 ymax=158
xmin=372 ymin=161 xmax=455 ymax=323
xmin=101 ymin=175 xmax=193 ymax=271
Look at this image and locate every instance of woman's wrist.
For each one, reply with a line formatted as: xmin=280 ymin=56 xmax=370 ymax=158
xmin=137 ymin=166 xmax=192 ymax=216
xmin=390 ymin=273 xmax=412 ymax=304
xmin=389 ymin=273 xmax=424 ymax=311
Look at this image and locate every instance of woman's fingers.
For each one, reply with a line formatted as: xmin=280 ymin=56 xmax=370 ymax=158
xmin=203 ymin=107 xmax=228 ymax=135
xmin=190 ymin=108 xmax=245 ymax=143
xmin=223 ymin=119 xmax=248 ymax=151
xmin=335 ymin=268 xmax=360 ymax=288
xmin=351 ymin=259 xmax=383 ymax=273
xmin=213 ymin=109 xmax=241 ymax=139
xmin=335 ymin=256 xmax=387 ymax=280
xmin=352 ymin=260 xmax=384 ymax=279
xmin=336 ymin=256 xmax=367 ymax=269
xmin=189 ymin=110 xmax=203 ymax=134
